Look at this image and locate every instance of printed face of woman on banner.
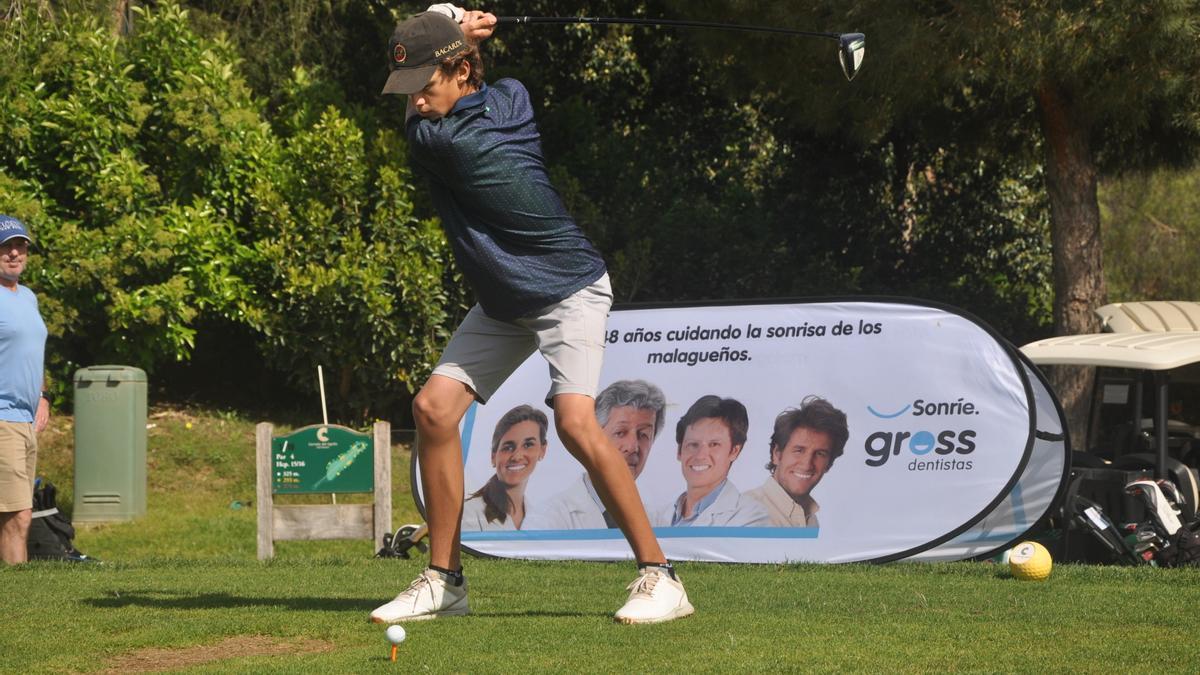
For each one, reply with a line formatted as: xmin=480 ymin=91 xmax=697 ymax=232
xmin=493 ymin=419 xmax=547 ymax=487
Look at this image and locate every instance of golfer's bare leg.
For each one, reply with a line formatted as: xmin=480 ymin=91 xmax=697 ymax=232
xmin=553 ymin=393 xmax=666 ymax=565
xmin=412 ymin=375 xmax=476 ymax=571
xmin=0 ymin=509 xmax=30 ymax=564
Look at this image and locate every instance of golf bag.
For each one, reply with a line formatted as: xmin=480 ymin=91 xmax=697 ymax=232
xmin=26 ymin=479 xmax=95 ymax=562
xmin=1067 ymin=494 xmax=1146 ymax=565
xmin=1157 ymin=524 xmax=1200 ymax=567
xmin=1121 ymin=475 xmax=1200 ymax=568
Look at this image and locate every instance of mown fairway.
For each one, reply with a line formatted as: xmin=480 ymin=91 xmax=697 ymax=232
xmin=6 ymin=408 xmax=1200 ymax=673
xmin=5 ymin=558 xmax=1200 ymax=673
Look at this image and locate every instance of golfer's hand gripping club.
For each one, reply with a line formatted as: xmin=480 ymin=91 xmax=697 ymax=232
xmin=427 ymin=4 xmax=496 ymax=45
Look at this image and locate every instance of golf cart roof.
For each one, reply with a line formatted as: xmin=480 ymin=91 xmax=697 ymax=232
xmin=1097 ymin=301 xmax=1200 ymax=333
xmin=1021 ymin=332 xmax=1200 ymax=370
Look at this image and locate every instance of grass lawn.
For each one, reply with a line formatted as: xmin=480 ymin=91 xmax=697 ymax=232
xmin=5 ymin=407 xmax=1200 ymax=672
xmin=5 ymin=559 xmax=1200 ymax=673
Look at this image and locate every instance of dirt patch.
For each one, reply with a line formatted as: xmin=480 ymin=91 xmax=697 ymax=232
xmin=98 ymin=635 xmax=334 ymax=673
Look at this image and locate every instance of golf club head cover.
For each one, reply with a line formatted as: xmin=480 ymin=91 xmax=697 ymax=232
xmin=1125 ymin=479 xmax=1184 ymax=536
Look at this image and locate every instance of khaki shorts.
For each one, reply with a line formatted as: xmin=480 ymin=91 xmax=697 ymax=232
xmin=434 ymin=274 xmax=612 ymax=404
xmin=0 ymin=421 xmax=37 ymax=512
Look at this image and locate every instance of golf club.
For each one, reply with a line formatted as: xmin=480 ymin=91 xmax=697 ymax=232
xmin=497 ymin=16 xmax=866 ymax=81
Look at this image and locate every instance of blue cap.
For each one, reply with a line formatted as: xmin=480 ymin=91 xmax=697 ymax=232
xmin=0 ymin=215 xmax=32 ymax=245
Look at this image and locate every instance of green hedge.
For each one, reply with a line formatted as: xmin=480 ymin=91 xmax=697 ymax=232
xmin=0 ymin=3 xmax=462 ymax=418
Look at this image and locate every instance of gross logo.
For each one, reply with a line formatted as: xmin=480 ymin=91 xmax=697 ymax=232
xmin=393 ymin=43 xmax=407 ymax=64
xmin=864 ymin=398 xmax=978 ymax=469
xmin=863 ymin=428 xmax=976 ymax=467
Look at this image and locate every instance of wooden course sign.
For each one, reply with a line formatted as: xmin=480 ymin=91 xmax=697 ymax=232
xmin=255 ymin=422 xmax=392 ymax=560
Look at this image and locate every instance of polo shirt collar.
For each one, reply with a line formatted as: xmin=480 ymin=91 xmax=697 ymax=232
xmin=450 ymin=82 xmax=488 ymax=115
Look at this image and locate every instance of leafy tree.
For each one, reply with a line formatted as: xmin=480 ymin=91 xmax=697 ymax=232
xmin=477 ymin=1 xmax=1050 ymax=339
xmin=678 ymin=0 xmax=1200 ymax=442
xmin=0 ymin=2 xmax=461 ymax=419
xmin=1101 ymin=167 xmax=1200 ymax=301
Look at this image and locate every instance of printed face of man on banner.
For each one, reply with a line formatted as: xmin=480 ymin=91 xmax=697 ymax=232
xmin=595 ymin=379 xmax=666 ymax=479
xmin=762 ymin=397 xmax=849 ymax=517
xmin=674 ymin=395 xmax=748 ymax=517
xmin=771 ymin=427 xmax=833 ymax=499
xmin=679 ymin=418 xmax=742 ymax=498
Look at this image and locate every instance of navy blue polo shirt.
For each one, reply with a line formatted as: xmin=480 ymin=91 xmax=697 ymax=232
xmin=407 ymin=79 xmax=607 ymax=321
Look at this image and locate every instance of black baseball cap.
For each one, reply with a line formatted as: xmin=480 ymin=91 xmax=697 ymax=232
xmin=381 ymin=12 xmax=469 ymax=96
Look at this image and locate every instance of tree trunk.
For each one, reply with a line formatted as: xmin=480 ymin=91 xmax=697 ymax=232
xmin=112 ymin=0 xmax=132 ymax=37
xmin=1035 ymin=82 xmax=1107 ymax=450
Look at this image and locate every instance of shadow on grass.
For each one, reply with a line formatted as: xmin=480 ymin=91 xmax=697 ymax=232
xmin=85 ymin=590 xmax=375 ymax=612
xmin=83 ymin=590 xmax=604 ymax=618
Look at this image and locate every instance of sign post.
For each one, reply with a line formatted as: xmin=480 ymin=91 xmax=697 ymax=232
xmin=256 ymin=422 xmax=392 ymax=560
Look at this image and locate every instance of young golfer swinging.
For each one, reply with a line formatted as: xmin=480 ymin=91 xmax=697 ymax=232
xmin=370 ymin=6 xmax=693 ymax=625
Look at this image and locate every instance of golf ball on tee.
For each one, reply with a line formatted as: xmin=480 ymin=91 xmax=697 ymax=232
xmin=1008 ymin=541 xmax=1052 ymax=581
xmin=386 ymin=625 xmax=407 ymax=644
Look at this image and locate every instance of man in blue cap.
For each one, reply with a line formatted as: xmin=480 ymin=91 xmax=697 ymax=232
xmin=0 ymin=215 xmax=50 ymax=564
xmin=370 ymin=6 xmax=693 ymax=624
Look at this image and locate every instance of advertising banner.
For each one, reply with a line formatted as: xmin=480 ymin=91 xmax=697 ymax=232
xmin=912 ymin=355 xmax=1069 ymax=561
xmin=415 ymin=300 xmax=1056 ymax=563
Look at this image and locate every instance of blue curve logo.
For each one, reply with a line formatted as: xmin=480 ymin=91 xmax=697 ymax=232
xmin=867 ymin=404 xmax=911 ymax=419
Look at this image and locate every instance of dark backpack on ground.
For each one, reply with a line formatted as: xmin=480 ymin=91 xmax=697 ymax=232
xmin=27 ymin=479 xmax=96 ymax=562
xmin=1159 ymin=524 xmax=1200 ymax=567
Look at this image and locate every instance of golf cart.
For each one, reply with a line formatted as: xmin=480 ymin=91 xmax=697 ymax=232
xmin=1021 ymin=301 xmax=1200 ymax=563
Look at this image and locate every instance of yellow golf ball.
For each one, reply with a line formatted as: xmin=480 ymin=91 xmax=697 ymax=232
xmin=1009 ymin=541 xmax=1052 ymax=581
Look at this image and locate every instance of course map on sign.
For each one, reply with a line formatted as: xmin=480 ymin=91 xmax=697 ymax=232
xmin=271 ymin=424 xmax=374 ymax=494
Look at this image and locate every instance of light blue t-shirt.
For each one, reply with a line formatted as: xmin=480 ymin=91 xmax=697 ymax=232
xmin=0 ymin=285 xmax=47 ymax=422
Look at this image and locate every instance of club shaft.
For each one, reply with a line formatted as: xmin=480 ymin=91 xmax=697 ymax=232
xmin=497 ymin=16 xmax=842 ymax=41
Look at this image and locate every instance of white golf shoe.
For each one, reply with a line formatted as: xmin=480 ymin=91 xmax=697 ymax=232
xmin=614 ymin=566 xmax=695 ymax=624
xmin=369 ymin=568 xmax=469 ymax=623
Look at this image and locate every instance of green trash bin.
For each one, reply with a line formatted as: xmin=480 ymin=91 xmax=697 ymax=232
xmin=73 ymin=365 xmax=148 ymax=522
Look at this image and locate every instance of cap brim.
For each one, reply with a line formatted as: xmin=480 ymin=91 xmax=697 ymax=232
xmin=382 ymin=65 xmax=438 ymax=95
xmin=0 ymin=233 xmax=31 ymax=245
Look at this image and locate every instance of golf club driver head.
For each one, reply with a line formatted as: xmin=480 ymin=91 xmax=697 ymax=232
xmin=838 ymin=33 xmax=865 ymax=81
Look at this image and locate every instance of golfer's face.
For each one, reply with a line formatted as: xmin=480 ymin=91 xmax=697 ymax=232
xmin=678 ymin=417 xmax=741 ymax=493
xmin=771 ymin=427 xmax=833 ymax=500
xmin=0 ymin=238 xmax=28 ymax=284
xmin=602 ymin=406 xmax=657 ymax=479
xmin=492 ymin=420 xmax=546 ymax=488
xmin=412 ymin=69 xmax=462 ymax=119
